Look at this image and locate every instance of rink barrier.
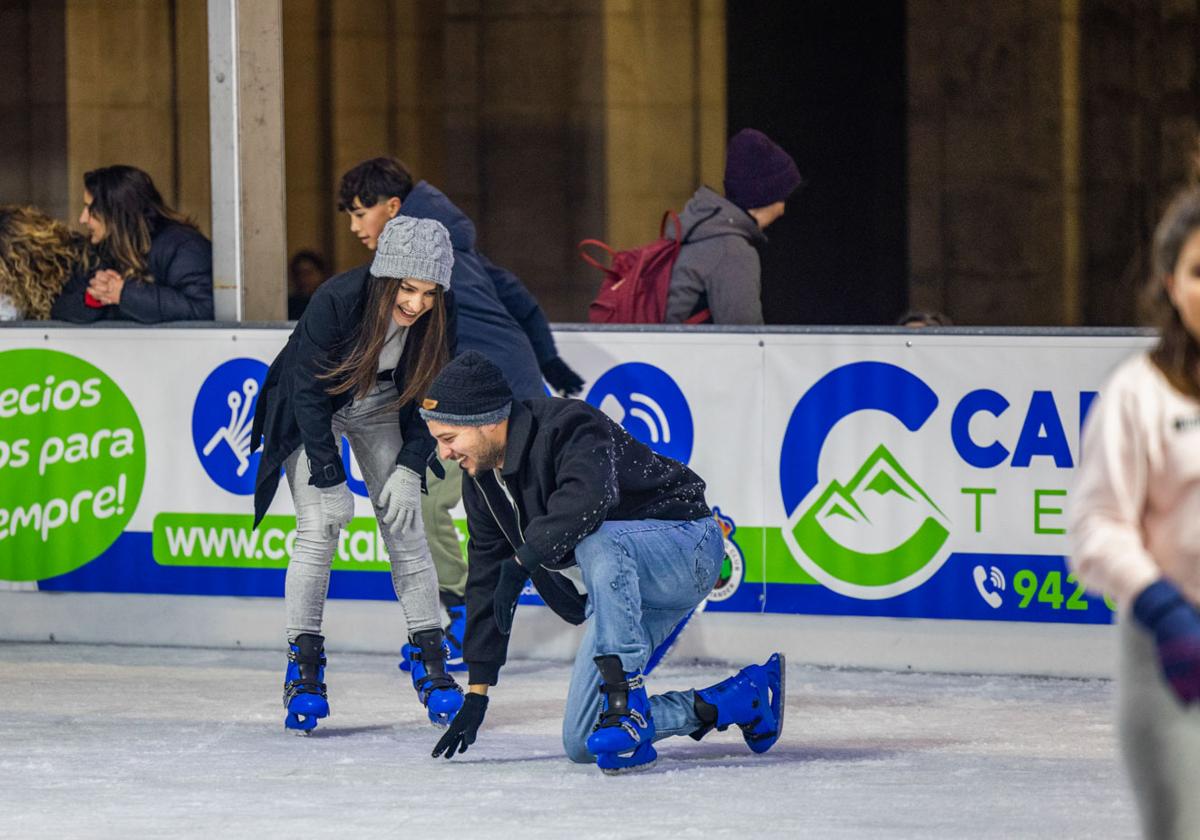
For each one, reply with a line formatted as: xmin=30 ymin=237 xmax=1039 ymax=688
xmin=0 ymin=322 xmax=1156 ymax=677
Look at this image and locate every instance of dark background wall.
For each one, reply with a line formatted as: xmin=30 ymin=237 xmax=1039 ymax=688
xmin=4 ymin=0 xmax=1198 ymax=326
xmin=727 ymin=1 xmax=908 ymax=325
xmin=0 ymin=0 xmax=67 ymax=220
xmin=1082 ymin=0 xmax=1200 ymax=326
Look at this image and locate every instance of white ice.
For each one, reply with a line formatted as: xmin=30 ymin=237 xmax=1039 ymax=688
xmin=1 ymin=643 xmax=1137 ymax=839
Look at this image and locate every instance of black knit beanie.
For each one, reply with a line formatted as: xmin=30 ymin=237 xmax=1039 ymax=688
xmin=723 ymin=128 xmax=804 ymax=212
xmin=419 ymin=350 xmax=513 ymax=426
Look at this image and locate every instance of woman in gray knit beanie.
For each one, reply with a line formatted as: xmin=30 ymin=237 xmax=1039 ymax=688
xmin=251 ymin=214 xmax=462 ymax=734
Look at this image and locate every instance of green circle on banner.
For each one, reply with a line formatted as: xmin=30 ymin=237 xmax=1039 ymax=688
xmin=0 ymin=349 xmax=145 ymax=581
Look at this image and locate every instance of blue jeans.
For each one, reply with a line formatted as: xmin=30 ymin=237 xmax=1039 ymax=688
xmin=561 ymin=517 xmax=723 ymax=763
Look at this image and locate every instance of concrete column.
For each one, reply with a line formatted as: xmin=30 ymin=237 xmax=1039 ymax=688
xmin=208 ymin=0 xmax=286 ymax=321
xmin=906 ymin=0 xmax=1068 ymax=325
xmin=603 ymin=0 xmax=726 ymax=251
xmin=66 ymin=0 xmax=176 ymax=216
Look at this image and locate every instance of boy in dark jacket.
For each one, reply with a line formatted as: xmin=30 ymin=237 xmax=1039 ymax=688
xmin=337 ymin=158 xmax=585 ymax=670
xmin=419 ymin=351 xmax=785 ymax=774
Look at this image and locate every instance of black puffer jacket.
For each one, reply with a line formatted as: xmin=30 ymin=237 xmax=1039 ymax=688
xmin=249 ymin=265 xmax=456 ymax=526
xmin=50 ymin=222 xmax=213 ymax=322
xmin=460 ymin=398 xmax=711 ymax=685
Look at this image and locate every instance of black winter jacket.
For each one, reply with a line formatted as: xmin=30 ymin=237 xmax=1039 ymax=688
xmin=249 ymin=265 xmax=456 ymax=526
xmin=461 ymin=398 xmax=711 ymax=685
xmin=50 ymin=222 xmax=213 ymax=322
xmin=399 ymin=182 xmax=556 ymax=400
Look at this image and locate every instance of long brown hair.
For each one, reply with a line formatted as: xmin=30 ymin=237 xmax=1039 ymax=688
xmin=83 ymin=165 xmax=194 ymax=280
xmin=0 ymin=205 xmax=97 ymax=319
xmin=1146 ymin=186 xmax=1200 ymax=400
xmin=320 ymin=275 xmax=449 ymax=406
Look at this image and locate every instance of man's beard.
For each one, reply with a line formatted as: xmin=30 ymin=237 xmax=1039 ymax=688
xmin=467 ymin=438 xmax=506 ymax=474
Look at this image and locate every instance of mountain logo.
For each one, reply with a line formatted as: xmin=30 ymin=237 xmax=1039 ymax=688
xmin=788 ymin=443 xmax=950 ymax=599
xmin=779 ymin=361 xmax=949 ymax=600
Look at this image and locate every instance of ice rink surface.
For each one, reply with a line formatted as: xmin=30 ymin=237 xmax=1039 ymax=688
xmin=2 ymin=642 xmax=1137 ymax=840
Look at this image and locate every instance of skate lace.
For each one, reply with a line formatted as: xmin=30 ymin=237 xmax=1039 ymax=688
xmin=285 ymin=649 xmax=328 ymax=700
xmin=595 ymin=676 xmax=646 ymax=730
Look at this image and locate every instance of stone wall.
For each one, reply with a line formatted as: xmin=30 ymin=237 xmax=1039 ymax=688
xmin=908 ymin=0 xmax=1200 ymax=326
xmin=0 ymin=0 xmax=68 ymax=220
xmin=1081 ymin=0 xmax=1199 ymax=325
xmin=64 ymin=0 xmax=210 ymax=233
xmin=907 ymin=0 xmax=1070 ymax=325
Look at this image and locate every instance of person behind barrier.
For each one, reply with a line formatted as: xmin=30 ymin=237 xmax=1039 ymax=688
xmin=664 ymin=128 xmax=803 ymax=325
xmin=1070 ymin=185 xmax=1200 ymax=838
xmin=0 ymin=205 xmax=97 ymax=321
xmin=420 ymin=351 xmax=785 ymax=774
xmin=50 ymin=165 xmax=212 ymax=323
xmin=288 ymin=249 xmax=328 ymax=320
xmin=896 ymin=310 xmax=952 ymax=328
xmin=249 ymin=215 xmax=464 ymax=734
xmin=337 ymin=156 xmax=586 ymax=672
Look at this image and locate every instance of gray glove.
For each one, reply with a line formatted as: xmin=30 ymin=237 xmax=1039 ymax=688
xmin=317 ymin=482 xmax=355 ymax=539
xmin=377 ymin=466 xmax=422 ymax=531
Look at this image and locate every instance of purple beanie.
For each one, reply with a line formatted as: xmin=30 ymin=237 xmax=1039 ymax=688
xmin=723 ymin=128 xmax=803 ymax=211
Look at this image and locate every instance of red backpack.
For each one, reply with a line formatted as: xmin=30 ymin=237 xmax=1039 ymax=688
xmin=580 ymin=211 xmax=711 ymax=324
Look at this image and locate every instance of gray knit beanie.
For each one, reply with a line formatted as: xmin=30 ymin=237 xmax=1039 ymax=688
xmin=370 ymin=215 xmax=453 ymax=289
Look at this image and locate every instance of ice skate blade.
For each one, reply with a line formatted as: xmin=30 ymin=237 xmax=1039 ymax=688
xmin=744 ymin=652 xmax=785 ymax=755
xmin=284 ymin=711 xmax=321 ymax=734
xmin=599 ymin=757 xmax=658 ymax=776
xmin=595 ymin=739 xmax=657 ymax=774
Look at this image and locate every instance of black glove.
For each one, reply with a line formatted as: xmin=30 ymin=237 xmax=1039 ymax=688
xmin=540 ymin=356 xmax=585 ymax=397
xmin=494 ymin=557 xmax=529 ymax=635
xmin=432 ymin=692 xmax=489 ymax=759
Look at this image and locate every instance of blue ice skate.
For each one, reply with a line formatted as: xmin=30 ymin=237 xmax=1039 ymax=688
xmin=586 ymin=655 xmax=657 ymax=775
xmin=283 ymin=633 xmax=329 ymax=734
xmin=399 ymin=603 xmax=467 ymax=672
xmin=442 ymin=603 xmax=467 ymax=672
xmin=407 ymin=628 xmax=464 ymax=728
xmin=692 ymin=652 xmax=785 ymax=753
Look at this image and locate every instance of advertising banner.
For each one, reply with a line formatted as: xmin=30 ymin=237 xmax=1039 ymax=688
xmin=0 ymin=327 xmax=1151 ymax=627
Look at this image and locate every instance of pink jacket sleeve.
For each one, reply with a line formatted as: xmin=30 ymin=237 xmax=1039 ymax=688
xmin=1068 ymin=363 xmax=1161 ymax=605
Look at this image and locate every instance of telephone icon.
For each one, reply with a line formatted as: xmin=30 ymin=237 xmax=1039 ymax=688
xmin=973 ymin=564 xmax=1005 ymax=609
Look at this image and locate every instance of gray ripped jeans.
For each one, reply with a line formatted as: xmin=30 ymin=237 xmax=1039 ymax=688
xmin=283 ymin=382 xmax=440 ymax=642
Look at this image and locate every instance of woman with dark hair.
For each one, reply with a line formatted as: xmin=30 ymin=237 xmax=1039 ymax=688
xmin=0 ymin=205 xmax=97 ymax=320
xmin=250 ymin=215 xmax=463 ymax=734
xmin=1070 ymin=186 xmax=1200 ymax=837
xmin=50 ymin=165 xmax=212 ymax=322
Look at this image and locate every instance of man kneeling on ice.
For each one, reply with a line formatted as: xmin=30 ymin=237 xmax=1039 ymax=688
xmin=420 ymin=351 xmax=784 ymax=773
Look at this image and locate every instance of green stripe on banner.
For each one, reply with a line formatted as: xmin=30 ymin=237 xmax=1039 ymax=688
xmin=151 ymin=514 xmax=818 ymax=585
xmin=733 ymin=526 xmax=818 ymax=585
xmin=152 ymin=512 xmax=392 ymax=572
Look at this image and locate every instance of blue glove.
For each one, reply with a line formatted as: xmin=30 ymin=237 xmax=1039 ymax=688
xmin=493 ymin=557 xmax=529 ymax=635
xmin=1132 ymin=579 xmax=1200 ymax=704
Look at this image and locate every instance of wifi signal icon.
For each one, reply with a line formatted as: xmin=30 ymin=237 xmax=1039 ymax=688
xmin=600 ymin=392 xmax=672 ymax=443
xmin=586 ymin=362 xmax=694 ymax=464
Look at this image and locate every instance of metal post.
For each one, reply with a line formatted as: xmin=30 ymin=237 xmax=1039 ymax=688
xmin=208 ymin=0 xmax=287 ymax=322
